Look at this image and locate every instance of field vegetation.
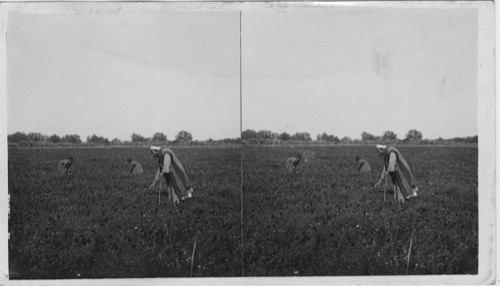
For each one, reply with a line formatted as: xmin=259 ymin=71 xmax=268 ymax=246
xmin=242 ymin=145 xmax=478 ymax=275
xmin=8 ymin=145 xmax=477 ymax=278
xmin=9 ymin=147 xmax=241 ymax=278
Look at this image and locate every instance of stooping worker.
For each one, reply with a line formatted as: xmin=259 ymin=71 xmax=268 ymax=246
xmin=286 ymin=153 xmax=302 ymax=174
xmin=374 ymin=144 xmax=419 ymax=203
xmin=58 ymin=156 xmax=73 ymax=176
xmin=127 ymin=158 xmax=144 ymax=174
xmin=355 ymin=156 xmax=372 ymax=173
xmin=148 ymin=146 xmax=194 ymax=204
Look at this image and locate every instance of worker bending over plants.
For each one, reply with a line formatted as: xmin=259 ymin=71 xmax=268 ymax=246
xmin=148 ymin=146 xmax=193 ymax=204
xmin=286 ymin=153 xmax=302 ymax=174
xmin=127 ymin=158 xmax=144 ymax=174
xmin=355 ymin=156 xmax=371 ymax=173
xmin=374 ymin=144 xmax=419 ymax=203
xmin=58 ymin=156 xmax=73 ymax=176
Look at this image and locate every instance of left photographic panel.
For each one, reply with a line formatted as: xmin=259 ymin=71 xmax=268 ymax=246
xmin=4 ymin=3 xmax=242 ymax=279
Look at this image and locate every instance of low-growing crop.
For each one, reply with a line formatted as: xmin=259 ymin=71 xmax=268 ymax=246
xmin=9 ymin=147 xmax=241 ymax=278
xmin=242 ymin=145 xmax=477 ymax=276
xmin=8 ymin=145 xmax=478 ymax=278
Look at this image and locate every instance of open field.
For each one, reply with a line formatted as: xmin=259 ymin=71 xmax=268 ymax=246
xmin=242 ymin=145 xmax=478 ymax=276
xmin=9 ymin=145 xmax=478 ymax=278
xmin=8 ymin=147 xmax=241 ymax=278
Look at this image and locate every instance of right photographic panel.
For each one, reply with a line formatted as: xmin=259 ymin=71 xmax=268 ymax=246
xmin=240 ymin=2 xmax=493 ymax=279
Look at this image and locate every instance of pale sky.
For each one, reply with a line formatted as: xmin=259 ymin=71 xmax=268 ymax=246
xmin=7 ymin=6 xmax=478 ymax=141
xmin=7 ymin=11 xmax=240 ymax=141
xmin=242 ymin=6 xmax=478 ymax=140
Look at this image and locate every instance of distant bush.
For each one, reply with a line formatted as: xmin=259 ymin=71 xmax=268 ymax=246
xmin=61 ymin=134 xmax=82 ymax=144
xmin=86 ymin=134 xmax=110 ymax=146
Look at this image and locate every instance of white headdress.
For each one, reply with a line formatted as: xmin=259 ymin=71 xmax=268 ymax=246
xmin=376 ymin=144 xmax=387 ymax=151
xmin=150 ymin=146 xmax=161 ymax=153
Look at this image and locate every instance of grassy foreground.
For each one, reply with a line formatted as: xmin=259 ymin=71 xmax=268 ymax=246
xmin=9 ymin=147 xmax=241 ymax=278
xmin=242 ymin=145 xmax=477 ymax=275
xmin=9 ymin=145 xmax=477 ymax=278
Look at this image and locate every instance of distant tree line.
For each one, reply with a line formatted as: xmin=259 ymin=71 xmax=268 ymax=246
xmin=241 ymin=130 xmax=313 ymax=144
xmin=8 ymin=132 xmax=83 ymax=146
xmin=241 ymin=129 xmax=477 ymax=145
xmin=7 ymin=129 xmax=477 ymax=147
xmin=7 ymin=130 xmax=240 ymax=147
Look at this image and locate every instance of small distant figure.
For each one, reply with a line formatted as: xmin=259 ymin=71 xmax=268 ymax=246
xmin=58 ymin=156 xmax=73 ymax=176
xmin=127 ymin=158 xmax=144 ymax=174
xmin=302 ymin=150 xmax=316 ymax=163
xmin=286 ymin=153 xmax=302 ymax=174
xmin=374 ymin=144 xmax=419 ymax=203
xmin=355 ymin=156 xmax=372 ymax=173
